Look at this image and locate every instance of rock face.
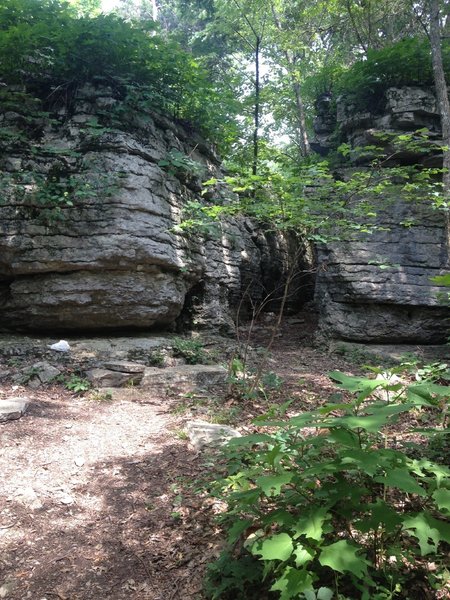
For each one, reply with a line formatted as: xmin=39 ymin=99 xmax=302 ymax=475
xmin=313 ymin=86 xmax=449 ymax=343
xmin=313 ymin=86 xmax=446 ymax=163
xmin=315 ymin=202 xmax=448 ymax=343
xmin=0 ymin=84 xmax=313 ymax=332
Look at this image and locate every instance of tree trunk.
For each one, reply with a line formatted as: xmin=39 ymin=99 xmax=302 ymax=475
xmin=270 ymin=3 xmax=310 ymax=158
xmin=252 ymin=35 xmax=260 ymax=176
xmin=429 ymin=0 xmax=450 ymax=260
xmin=293 ymin=80 xmax=311 ymax=157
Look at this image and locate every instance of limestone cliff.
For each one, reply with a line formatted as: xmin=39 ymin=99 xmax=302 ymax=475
xmin=313 ymin=86 xmax=449 ymax=343
xmin=0 ymin=83 xmax=313 ymax=332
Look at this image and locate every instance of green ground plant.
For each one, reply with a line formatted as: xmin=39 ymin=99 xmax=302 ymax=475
xmin=172 ymin=337 xmax=209 ymax=365
xmin=64 ymin=374 xmax=91 ymax=393
xmin=204 ymin=370 xmax=450 ymax=600
xmin=88 ymin=389 xmax=113 ymax=402
xmin=158 ymin=149 xmax=205 ymax=179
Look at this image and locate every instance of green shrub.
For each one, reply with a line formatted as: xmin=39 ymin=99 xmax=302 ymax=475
xmin=335 ymin=37 xmax=450 ymax=112
xmin=172 ymin=337 xmax=208 ymax=365
xmin=0 ymin=0 xmax=225 ymax=138
xmin=205 ymin=371 xmax=450 ymax=599
xmin=65 ymin=374 xmax=91 ymax=393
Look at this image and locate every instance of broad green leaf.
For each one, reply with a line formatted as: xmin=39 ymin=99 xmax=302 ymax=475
xmin=328 ymin=371 xmax=383 ymax=393
xmin=433 ymin=488 xmax=450 ymax=512
xmin=317 ymin=589 xmax=334 ymax=600
xmin=338 ymin=449 xmax=384 ymax=475
xmin=304 ymin=588 xmax=333 ymax=600
xmin=407 ymin=382 xmax=449 ymax=407
xmin=270 ymin=567 xmax=314 ymax=599
xmin=319 ymin=540 xmax=368 ymax=578
xmin=374 ymin=468 xmax=425 ymax=496
xmin=262 ymin=509 xmax=295 ymax=528
xmin=402 ymin=512 xmax=450 ymax=555
xmin=408 ymin=458 xmax=450 ymax=487
xmin=251 ymin=532 xmax=293 ymax=561
xmin=226 ymin=433 xmax=274 ymax=446
xmin=256 ymin=472 xmax=293 ymax=497
xmin=230 ymin=488 xmax=261 ymax=506
xmin=294 ymin=507 xmax=331 ymax=541
xmin=354 ymin=500 xmax=402 ymax=533
xmin=293 ymin=544 xmax=314 ymax=567
xmin=323 ymin=403 xmax=411 ymax=433
xmin=327 ymin=427 xmax=360 ymax=448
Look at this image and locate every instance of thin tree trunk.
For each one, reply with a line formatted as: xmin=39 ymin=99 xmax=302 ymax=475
xmin=293 ymin=80 xmax=311 ymax=157
xmin=252 ymin=35 xmax=260 ymax=176
xmin=429 ymin=0 xmax=450 ymax=260
xmin=151 ymin=0 xmax=158 ymax=21
xmin=270 ymin=2 xmax=310 ymax=158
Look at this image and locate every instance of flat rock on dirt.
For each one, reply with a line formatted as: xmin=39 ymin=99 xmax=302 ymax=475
xmin=0 ymin=397 xmax=30 ymax=422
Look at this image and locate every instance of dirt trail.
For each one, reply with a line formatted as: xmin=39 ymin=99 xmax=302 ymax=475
xmin=0 ymin=316 xmax=412 ymax=600
xmin=0 ymin=381 xmax=210 ymax=600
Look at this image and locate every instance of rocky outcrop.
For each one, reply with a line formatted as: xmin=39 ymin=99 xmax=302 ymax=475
xmin=313 ymin=86 xmax=449 ymax=343
xmin=315 ymin=201 xmax=448 ymax=343
xmin=0 ymin=84 xmax=313 ymax=332
xmin=313 ymin=85 xmax=446 ymax=164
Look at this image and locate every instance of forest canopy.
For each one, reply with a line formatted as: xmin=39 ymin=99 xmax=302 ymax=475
xmin=1 ymin=0 xmax=449 ymax=157
xmin=0 ymin=0 xmax=233 ymax=140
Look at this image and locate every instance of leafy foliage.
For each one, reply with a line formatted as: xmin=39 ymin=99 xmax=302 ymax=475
xmin=335 ymin=37 xmax=450 ymax=111
xmin=204 ymin=370 xmax=450 ymax=599
xmin=0 ymin=0 xmax=230 ymax=141
xmin=172 ymin=337 xmax=209 ymax=365
xmin=64 ymin=374 xmax=91 ymax=393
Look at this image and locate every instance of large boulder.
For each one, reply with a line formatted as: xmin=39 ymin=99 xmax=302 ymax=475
xmin=0 ymin=84 xmax=313 ymax=332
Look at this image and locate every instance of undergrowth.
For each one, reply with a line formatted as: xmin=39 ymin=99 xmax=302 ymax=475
xmin=203 ymin=367 xmax=450 ymax=599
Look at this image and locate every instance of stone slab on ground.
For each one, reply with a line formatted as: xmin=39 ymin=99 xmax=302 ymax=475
xmin=185 ymin=420 xmax=241 ymax=450
xmin=32 ymin=361 xmax=61 ymax=383
xmin=329 ymin=341 xmax=450 ymax=363
xmin=101 ymin=361 xmax=146 ymax=373
xmin=141 ymin=364 xmax=227 ymax=393
xmin=0 ymin=397 xmax=30 ymax=422
xmin=86 ymin=368 xmax=143 ymax=388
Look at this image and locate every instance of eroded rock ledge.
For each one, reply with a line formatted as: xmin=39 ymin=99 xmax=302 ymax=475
xmin=313 ymin=86 xmax=449 ymax=344
xmin=0 ymin=83 xmax=313 ymax=332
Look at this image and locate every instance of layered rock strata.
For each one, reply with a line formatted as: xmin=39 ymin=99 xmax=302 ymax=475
xmin=313 ymin=86 xmax=449 ymax=343
xmin=0 ymin=84 xmax=313 ymax=332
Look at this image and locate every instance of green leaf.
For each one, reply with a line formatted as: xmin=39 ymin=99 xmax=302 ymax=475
xmin=374 ymin=468 xmax=426 ymax=496
xmin=293 ymin=544 xmax=314 ymax=567
xmin=319 ymin=540 xmax=368 ymax=578
xmin=327 ymin=427 xmax=360 ymax=448
xmin=294 ymin=507 xmax=331 ymax=541
xmin=227 ymin=433 xmax=274 ymax=446
xmin=433 ymin=488 xmax=450 ymax=513
xmin=227 ymin=519 xmax=253 ymax=544
xmin=255 ymin=473 xmax=293 ymax=497
xmin=402 ymin=511 xmax=450 ymax=555
xmin=270 ymin=567 xmax=314 ymax=599
xmin=354 ymin=500 xmax=403 ymax=533
xmin=324 ymin=403 xmax=411 ymax=433
xmin=431 ymin=274 xmax=450 ymax=286
xmin=251 ymin=532 xmax=293 ymax=561
xmin=407 ymin=383 xmax=450 ymax=407
xmin=338 ymin=448 xmax=385 ymax=476
xmin=329 ymin=371 xmax=383 ymax=394
xmin=304 ymin=589 xmax=334 ymax=600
